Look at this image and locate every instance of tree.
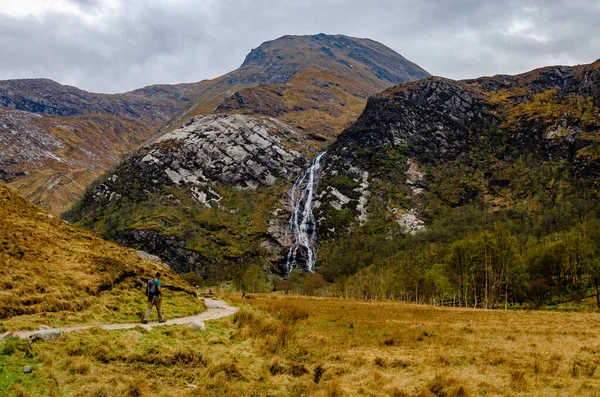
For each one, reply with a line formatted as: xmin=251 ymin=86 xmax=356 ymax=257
xmin=276 ymin=278 xmax=296 ymax=295
xmin=242 ymin=265 xmax=264 ymax=293
xmin=302 ymin=273 xmax=327 ymax=296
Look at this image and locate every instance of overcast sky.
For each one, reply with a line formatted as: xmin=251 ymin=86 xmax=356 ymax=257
xmin=0 ymin=0 xmax=598 ymax=93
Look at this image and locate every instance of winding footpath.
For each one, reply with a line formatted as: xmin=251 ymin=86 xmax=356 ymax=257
xmin=9 ymin=298 xmax=238 ymax=339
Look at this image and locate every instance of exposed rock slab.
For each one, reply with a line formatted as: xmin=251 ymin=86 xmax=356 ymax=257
xmin=138 ymin=114 xmax=307 ymax=189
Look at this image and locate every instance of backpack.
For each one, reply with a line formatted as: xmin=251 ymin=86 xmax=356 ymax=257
xmin=146 ymin=279 xmax=158 ymax=297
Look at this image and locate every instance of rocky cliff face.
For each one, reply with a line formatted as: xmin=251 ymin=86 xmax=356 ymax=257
xmin=314 ymin=60 xmax=600 ymax=278
xmin=138 ymin=114 xmax=307 ymax=190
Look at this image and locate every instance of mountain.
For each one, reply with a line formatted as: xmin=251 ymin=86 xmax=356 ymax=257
xmin=0 ymin=184 xmax=199 ymax=330
xmin=63 ymin=34 xmax=429 ymax=280
xmin=65 ymin=114 xmax=312 ymax=277
xmin=317 ymin=60 xmax=600 ymax=241
xmin=313 ymin=60 xmax=600 ymax=306
xmin=168 ymin=34 xmax=429 ymax=146
xmin=1 ymin=34 xmax=428 ymax=216
xmin=0 ymin=79 xmax=199 ymax=215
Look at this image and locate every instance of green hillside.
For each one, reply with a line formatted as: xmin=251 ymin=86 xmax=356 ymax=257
xmin=315 ymin=60 xmax=600 ymax=308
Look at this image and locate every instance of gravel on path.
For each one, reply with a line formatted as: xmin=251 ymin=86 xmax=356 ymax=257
xmin=8 ymin=298 xmax=238 ymax=339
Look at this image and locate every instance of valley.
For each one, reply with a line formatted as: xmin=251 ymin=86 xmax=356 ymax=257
xmin=2 ymin=26 xmax=600 ymax=397
xmin=3 ymin=294 xmax=600 ymax=396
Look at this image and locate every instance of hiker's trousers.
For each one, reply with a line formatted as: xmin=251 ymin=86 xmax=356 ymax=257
xmin=143 ymin=296 xmax=163 ymax=322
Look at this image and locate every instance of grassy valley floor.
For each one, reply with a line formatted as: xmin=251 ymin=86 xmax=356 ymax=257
xmin=3 ymin=293 xmax=600 ymax=396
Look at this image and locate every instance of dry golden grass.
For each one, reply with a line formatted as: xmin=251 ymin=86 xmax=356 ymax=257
xmin=0 ymin=185 xmax=202 ymax=331
xmin=223 ymin=293 xmax=600 ymax=396
xmin=5 ymin=291 xmax=600 ymax=396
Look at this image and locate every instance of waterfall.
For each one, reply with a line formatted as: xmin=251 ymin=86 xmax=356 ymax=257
xmin=284 ymin=152 xmax=326 ymax=274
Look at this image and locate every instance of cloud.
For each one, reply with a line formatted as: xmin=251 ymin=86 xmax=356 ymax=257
xmin=0 ymin=0 xmax=598 ymax=93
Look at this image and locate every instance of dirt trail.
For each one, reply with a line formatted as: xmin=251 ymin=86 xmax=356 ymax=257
xmin=10 ymin=298 xmax=238 ymax=339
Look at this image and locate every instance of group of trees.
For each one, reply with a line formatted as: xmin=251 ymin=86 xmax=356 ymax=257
xmin=314 ymin=186 xmax=600 ymax=309
xmin=222 ymin=197 xmax=600 ymax=310
xmin=332 ymin=220 xmax=600 ymax=309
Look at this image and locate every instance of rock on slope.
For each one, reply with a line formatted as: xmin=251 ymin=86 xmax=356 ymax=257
xmin=0 ymin=184 xmax=198 ymax=326
xmin=138 ymin=114 xmax=307 ymax=189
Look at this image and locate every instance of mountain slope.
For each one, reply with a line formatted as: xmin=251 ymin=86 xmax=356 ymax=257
xmin=1 ymin=34 xmax=427 ymax=216
xmin=0 ymin=184 xmax=200 ymax=330
xmin=65 ymin=34 xmax=429 ymax=282
xmin=314 ymin=60 xmax=600 ymax=304
xmin=0 ymin=107 xmax=160 ymax=215
xmin=0 ymin=79 xmax=197 ymax=215
xmin=65 ymin=114 xmax=312 ymax=277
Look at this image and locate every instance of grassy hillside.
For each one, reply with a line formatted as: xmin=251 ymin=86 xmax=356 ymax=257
xmin=0 ymin=185 xmax=202 ymax=331
xmin=216 ymin=69 xmax=372 ymax=148
xmin=3 ymin=294 xmax=600 ymax=396
xmin=0 ymin=78 xmax=196 ymax=215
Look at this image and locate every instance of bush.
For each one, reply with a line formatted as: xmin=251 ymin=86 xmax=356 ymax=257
xmin=1 ymin=337 xmax=32 ymax=357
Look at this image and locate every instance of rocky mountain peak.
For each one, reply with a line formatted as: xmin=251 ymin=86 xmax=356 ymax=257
xmin=236 ymin=34 xmax=429 ymax=86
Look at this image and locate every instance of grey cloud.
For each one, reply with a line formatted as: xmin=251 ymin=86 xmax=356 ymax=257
xmin=0 ymin=0 xmax=598 ymax=93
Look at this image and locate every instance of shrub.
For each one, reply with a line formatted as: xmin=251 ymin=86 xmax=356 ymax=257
xmin=1 ymin=337 xmax=32 ymax=357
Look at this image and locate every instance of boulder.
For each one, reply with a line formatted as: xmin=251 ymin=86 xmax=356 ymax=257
xmin=188 ymin=321 xmax=206 ymax=331
xmin=29 ymin=329 xmax=62 ymax=342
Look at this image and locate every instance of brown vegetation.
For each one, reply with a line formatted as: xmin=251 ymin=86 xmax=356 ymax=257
xmin=0 ymin=185 xmax=201 ymax=330
xmin=4 ymin=292 xmax=600 ymax=395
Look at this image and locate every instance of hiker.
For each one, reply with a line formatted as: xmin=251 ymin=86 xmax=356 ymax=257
xmin=143 ymin=272 xmax=166 ymax=324
xmin=242 ymin=289 xmax=246 ymax=299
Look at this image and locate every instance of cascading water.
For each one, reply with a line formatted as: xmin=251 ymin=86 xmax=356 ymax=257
xmin=284 ymin=152 xmax=326 ymax=274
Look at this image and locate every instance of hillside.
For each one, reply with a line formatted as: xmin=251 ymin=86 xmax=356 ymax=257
xmin=0 ymin=184 xmax=201 ymax=331
xmin=314 ymin=60 xmax=600 ymax=307
xmin=1 ymin=35 xmax=427 ymax=216
xmin=65 ymin=114 xmax=312 ymax=279
xmin=0 ymin=79 xmax=197 ymax=215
